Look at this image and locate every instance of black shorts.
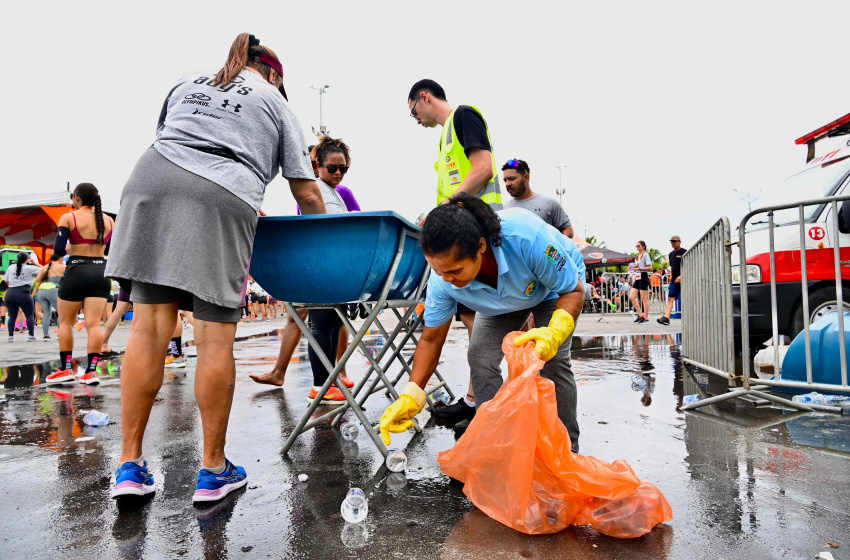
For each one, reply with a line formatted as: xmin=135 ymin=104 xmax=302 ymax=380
xmin=455 ymin=302 xmax=475 ymax=321
xmin=633 ymin=273 xmax=649 ymax=291
xmin=58 ymin=256 xmax=111 ymax=301
xmin=258 ymin=295 xmax=268 ymax=304
xmin=130 ymin=281 xmax=240 ymax=323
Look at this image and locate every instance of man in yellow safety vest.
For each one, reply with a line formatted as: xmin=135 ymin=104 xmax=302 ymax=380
xmin=406 ymin=79 xmax=503 ymax=433
xmin=408 ymin=79 xmax=502 ymax=211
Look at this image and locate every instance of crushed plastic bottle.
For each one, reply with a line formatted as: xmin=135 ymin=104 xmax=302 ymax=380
xmin=682 ymin=394 xmax=702 ymax=405
xmin=431 ymin=388 xmax=450 ymax=406
xmin=83 ymin=410 xmax=109 ymax=426
xmin=340 ymin=488 xmax=368 ymax=523
xmin=340 ymin=422 xmax=359 ymax=441
xmin=386 ymin=449 xmax=407 ymax=473
xmin=298 ymin=473 xmax=309 ymax=482
xmin=791 ymin=392 xmax=850 ymax=406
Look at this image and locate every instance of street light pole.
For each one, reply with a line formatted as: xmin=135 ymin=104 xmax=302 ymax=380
xmin=309 ymin=84 xmax=330 ymax=136
xmin=554 ymin=164 xmax=566 ymax=206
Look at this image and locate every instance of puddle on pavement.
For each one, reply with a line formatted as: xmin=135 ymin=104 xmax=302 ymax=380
xmin=1 ymin=331 xmax=849 ymax=559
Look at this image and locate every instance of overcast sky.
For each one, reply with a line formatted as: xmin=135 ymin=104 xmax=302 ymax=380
xmin=3 ymin=1 xmax=848 ymax=255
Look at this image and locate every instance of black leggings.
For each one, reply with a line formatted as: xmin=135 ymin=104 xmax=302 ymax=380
xmin=306 ymin=309 xmax=343 ymax=387
xmin=4 ymin=287 xmax=35 ymax=337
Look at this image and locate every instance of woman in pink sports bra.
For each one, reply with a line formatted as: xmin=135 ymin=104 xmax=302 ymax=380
xmin=45 ymin=183 xmax=114 ymax=386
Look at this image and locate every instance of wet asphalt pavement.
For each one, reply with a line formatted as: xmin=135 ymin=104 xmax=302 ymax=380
xmin=1 ymin=325 xmax=849 ymax=559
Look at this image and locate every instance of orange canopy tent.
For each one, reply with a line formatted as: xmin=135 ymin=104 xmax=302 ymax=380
xmin=0 ymin=192 xmax=119 ymax=264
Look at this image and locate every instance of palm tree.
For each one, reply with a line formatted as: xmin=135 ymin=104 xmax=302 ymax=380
xmin=584 ymin=235 xmax=607 ymax=249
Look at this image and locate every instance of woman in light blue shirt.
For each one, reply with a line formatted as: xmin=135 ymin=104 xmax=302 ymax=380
xmin=380 ymin=192 xmax=586 ymax=451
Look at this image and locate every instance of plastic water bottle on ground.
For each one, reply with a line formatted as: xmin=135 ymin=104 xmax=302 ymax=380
xmin=386 ymin=449 xmax=407 ymax=472
xmin=83 ymin=410 xmax=109 ymax=426
xmin=432 ymin=388 xmax=450 ymax=406
xmin=298 ymin=473 xmax=309 ymax=482
xmin=341 ymin=488 xmax=368 ymax=523
xmin=340 ymin=422 xmax=359 ymax=441
xmin=792 ymin=392 xmax=850 ymax=406
xmin=682 ymin=394 xmax=702 ymax=405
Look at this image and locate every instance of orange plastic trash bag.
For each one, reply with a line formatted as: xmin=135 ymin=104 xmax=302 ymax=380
xmin=438 ymin=332 xmax=673 ymax=537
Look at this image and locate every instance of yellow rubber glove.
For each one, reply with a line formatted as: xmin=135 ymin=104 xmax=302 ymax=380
xmin=380 ymin=382 xmax=427 ymax=445
xmin=513 ymin=309 xmax=576 ymax=361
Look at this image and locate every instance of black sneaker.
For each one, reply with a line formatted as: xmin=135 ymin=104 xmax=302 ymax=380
xmin=634 ymin=316 xmax=642 ymax=323
xmin=453 ymin=418 xmax=471 ymax=437
xmin=657 ymin=316 xmax=670 ymax=325
xmin=433 ymin=399 xmax=476 ymax=426
xmin=637 ymin=317 xmax=647 ymax=324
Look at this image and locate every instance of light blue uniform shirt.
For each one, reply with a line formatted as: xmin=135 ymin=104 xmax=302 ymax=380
xmin=424 ymin=208 xmax=585 ymax=327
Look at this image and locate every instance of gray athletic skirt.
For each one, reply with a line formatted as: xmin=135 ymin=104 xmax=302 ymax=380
xmin=105 ymin=148 xmax=257 ymax=310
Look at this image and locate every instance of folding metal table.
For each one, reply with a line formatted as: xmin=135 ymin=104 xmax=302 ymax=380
xmin=250 ymin=211 xmax=455 ymax=457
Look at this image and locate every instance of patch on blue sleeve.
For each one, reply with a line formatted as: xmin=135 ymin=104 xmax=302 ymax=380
xmin=544 ymin=245 xmax=568 ymax=271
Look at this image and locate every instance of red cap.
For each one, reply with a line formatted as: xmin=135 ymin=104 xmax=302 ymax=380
xmin=257 ymin=52 xmax=287 ymax=100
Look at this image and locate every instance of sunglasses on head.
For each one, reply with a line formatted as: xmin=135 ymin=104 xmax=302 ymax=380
xmin=670 ymin=239 xmax=680 ymax=243
xmin=505 ymin=159 xmax=528 ymax=173
xmin=323 ymin=164 xmax=349 ymax=174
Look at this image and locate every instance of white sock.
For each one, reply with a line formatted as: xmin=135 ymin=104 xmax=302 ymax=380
xmin=312 ymin=386 xmax=322 ymax=392
xmin=464 ymin=396 xmax=476 ymax=407
xmin=130 ymin=455 xmax=144 ymax=466
xmin=203 ymin=462 xmax=226 ymax=474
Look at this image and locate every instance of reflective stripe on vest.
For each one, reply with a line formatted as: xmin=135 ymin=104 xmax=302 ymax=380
xmin=436 ymin=106 xmax=503 ymax=210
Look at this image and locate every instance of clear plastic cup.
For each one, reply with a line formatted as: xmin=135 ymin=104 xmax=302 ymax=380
xmin=340 ymin=488 xmax=368 ymax=523
xmin=340 ymin=422 xmax=359 ymax=441
xmin=386 ymin=449 xmax=407 ymax=473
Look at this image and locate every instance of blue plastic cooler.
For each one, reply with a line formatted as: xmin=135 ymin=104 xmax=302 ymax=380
xmin=249 ymin=211 xmax=427 ymax=304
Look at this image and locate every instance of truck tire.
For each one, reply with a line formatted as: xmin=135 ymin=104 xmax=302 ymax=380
xmin=790 ymin=285 xmax=849 ymax=340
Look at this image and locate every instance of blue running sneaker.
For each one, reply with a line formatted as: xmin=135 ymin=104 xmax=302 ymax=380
xmin=111 ymin=460 xmax=155 ymax=498
xmin=193 ymin=459 xmax=248 ymax=503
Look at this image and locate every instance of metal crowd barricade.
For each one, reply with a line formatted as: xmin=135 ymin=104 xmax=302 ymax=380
xmin=681 ymin=196 xmax=850 ymax=415
xmin=737 ymin=195 xmax=848 ymax=398
xmin=591 ymin=271 xmax=677 ymax=319
xmin=249 ymin=212 xmax=455 ymax=459
xmin=681 ymin=218 xmax=737 ymax=382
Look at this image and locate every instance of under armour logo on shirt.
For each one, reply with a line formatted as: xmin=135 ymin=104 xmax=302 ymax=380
xmin=221 ymin=100 xmax=242 ymax=113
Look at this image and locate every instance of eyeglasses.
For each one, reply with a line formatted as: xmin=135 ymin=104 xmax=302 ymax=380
xmin=323 ymin=164 xmax=349 ymax=174
xmin=670 ymin=240 xmax=680 ymax=243
xmin=409 ymin=97 xmax=420 ymax=119
xmin=69 ymin=193 xmax=77 ymax=201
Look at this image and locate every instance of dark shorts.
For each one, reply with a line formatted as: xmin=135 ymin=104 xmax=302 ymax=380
xmin=258 ymin=295 xmax=268 ymax=305
xmin=668 ymin=281 xmax=681 ymax=299
xmin=107 ymin=294 xmax=115 ymax=303
xmin=130 ymin=281 xmax=240 ymax=323
xmin=455 ymin=302 xmax=475 ymax=321
xmin=633 ymin=273 xmax=649 ymax=291
xmin=58 ymin=256 xmax=111 ymax=301
xmin=117 ymin=288 xmax=131 ymax=303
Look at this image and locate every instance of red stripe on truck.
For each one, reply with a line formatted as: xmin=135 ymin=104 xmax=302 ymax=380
xmin=747 ymin=248 xmax=850 ymax=283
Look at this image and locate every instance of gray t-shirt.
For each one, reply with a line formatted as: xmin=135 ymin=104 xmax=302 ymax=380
xmin=504 ymin=193 xmax=571 ymax=231
xmin=4 ymin=264 xmax=41 ymax=289
xmin=318 ymin=179 xmax=349 ymax=215
xmin=153 ymin=67 xmax=314 ymax=211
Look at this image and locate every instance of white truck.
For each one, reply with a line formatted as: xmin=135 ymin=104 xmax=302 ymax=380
xmin=733 ymin=112 xmax=850 ymax=344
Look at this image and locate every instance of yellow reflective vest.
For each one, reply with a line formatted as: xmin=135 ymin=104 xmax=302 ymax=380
xmin=435 ymin=106 xmax=503 ymax=210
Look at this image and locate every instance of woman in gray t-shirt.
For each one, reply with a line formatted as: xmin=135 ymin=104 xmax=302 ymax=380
xmin=105 ymin=33 xmax=327 ymax=503
xmin=3 ymin=252 xmax=41 ymax=341
xmin=629 ymin=241 xmax=653 ymax=324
